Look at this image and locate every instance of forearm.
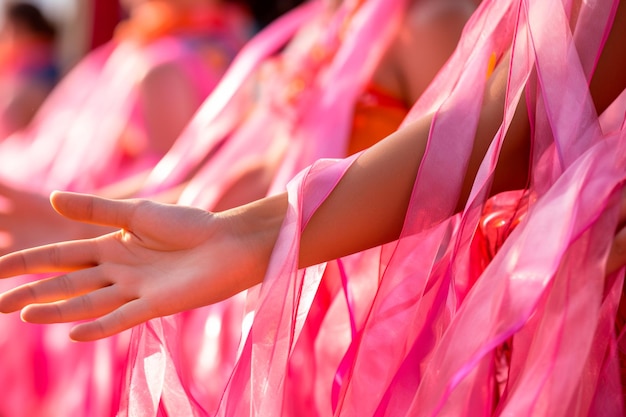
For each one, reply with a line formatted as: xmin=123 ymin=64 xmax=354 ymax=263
xmin=299 ymin=116 xmax=433 ymax=267
xmin=225 ymin=57 xmax=519 ymax=273
xmin=217 ymin=115 xmax=431 ymax=279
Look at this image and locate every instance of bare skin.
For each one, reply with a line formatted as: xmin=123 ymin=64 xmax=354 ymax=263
xmin=0 ymin=0 xmax=624 ymax=342
xmin=0 ymin=190 xmax=281 ymax=341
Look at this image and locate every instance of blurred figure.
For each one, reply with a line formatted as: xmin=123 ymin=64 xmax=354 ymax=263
xmin=141 ymin=0 xmax=473 ymax=212
xmin=0 ymin=2 xmax=254 ymax=417
xmin=110 ymin=0 xmax=254 ymax=175
xmin=0 ymin=2 xmax=59 ymax=138
xmin=0 ymin=0 xmax=254 ymax=254
xmin=0 ymin=0 xmax=253 ymax=193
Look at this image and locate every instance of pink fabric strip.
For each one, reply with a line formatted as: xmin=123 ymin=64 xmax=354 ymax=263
xmin=0 ymin=43 xmax=115 ymax=189
xmin=178 ymin=0 xmax=407 ymax=208
xmin=214 ymin=156 xmax=357 ymax=417
xmin=139 ymin=1 xmax=322 ymax=196
xmin=329 ymin=258 xmax=358 ymax=412
xmin=216 ymin=0 xmax=626 ymax=416
xmin=120 ymin=0 xmax=626 ymax=416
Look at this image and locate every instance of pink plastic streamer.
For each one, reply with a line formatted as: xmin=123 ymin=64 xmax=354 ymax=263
xmin=0 ymin=36 xmax=218 ymax=193
xmin=0 ymin=44 xmax=116 ymax=189
xmin=178 ymin=0 xmax=407 ymax=207
xmin=211 ymin=0 xmax=626 ymax=416
xmin=139 ymin=1 xmax=322 ymax=196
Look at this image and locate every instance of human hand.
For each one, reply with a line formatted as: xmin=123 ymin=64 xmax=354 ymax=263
xmin=0 ymin=183 xmax=113 ymax=256
xmin=0 ymin=191 xmax=267 ymax=341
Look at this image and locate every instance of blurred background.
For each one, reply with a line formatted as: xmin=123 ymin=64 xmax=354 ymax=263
xmin=0 ymin=0 xmax=308 ymax=141
xmin=0 ymin=0 xmax=88 ymax=76
xmin=0 ymin=0 xmax=307 ymax=73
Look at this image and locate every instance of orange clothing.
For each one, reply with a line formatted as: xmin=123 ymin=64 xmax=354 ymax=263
xmin=348 ymin=82 xmax=409 ymax=155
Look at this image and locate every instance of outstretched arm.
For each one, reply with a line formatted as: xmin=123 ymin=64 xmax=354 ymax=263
xmin=0 ymin=191 xmax=285 ymax=341
xmin=0 ymin=57 xmax=518 ymax=341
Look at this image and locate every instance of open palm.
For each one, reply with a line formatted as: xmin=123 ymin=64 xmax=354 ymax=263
xmin=0 ymin=191 xmax=259 ymax=341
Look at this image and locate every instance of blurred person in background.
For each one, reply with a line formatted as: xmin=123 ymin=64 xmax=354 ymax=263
xmin=0 ymin=1 xmax=254 ymax=417
xmin=0 ymin=0 xmax=254 ymax=254
xmin=0 ymin=2 xmax=59 ymax=138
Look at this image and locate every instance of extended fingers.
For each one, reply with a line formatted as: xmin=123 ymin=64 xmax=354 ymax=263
xmin=0 ymin=268 xmax=111 ymax=312
xmin=20 ymin=284 xmax=134 ymax=324
xmin=69 ymin=298 xmax=155 ymax=341
xmin=0 ymin=238 xmax=104 ymax=278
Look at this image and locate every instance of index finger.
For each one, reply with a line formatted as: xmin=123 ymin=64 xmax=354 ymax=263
xmin=50 ymin=191 xmax=140 ymax=230
xmin=0 ymin=237 xmax=104 ymax=278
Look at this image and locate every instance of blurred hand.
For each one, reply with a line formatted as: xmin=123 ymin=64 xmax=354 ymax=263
xmin=0 ymin=191 xmax=263 ymax=341
xmin=0 ymin=182 xmax=112 ymax=255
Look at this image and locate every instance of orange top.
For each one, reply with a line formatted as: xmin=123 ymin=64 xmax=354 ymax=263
xmin=114 ymin=1 xmax=251 ymax=47
xmin=348 ymin=82 xmax=409 ymax=155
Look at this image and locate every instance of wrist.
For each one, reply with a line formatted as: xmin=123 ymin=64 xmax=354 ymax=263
xmin=217 ymin=193 xmax=289 ymax=288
